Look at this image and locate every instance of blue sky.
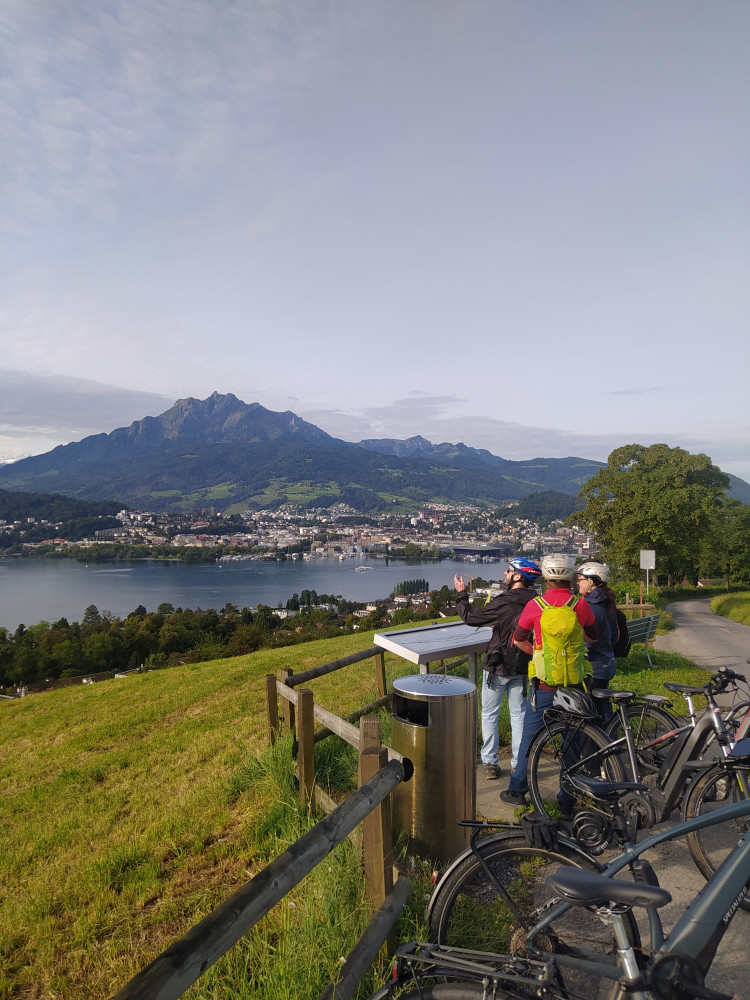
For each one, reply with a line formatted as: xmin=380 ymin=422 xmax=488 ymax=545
xmin=1 ymin=1 xmax=749 ymax=482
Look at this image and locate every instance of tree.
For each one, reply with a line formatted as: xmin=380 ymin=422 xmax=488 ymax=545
xmin=699 ymin=498 xmax=750 ymax=587
xmin=82 ymin=605 xmax=102 ymax=630
xmin=82 ymin=633 xmax=125 ymax=672
xmin=572 ymin=444 xmax=730 ymax=584
xmin=254 ymin=604 xmax=281 ymax=633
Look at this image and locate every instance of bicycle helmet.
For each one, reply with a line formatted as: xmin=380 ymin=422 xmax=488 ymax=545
xmin=540 ymin=553 xmax=577 ymax=583
xmin=553 ymin=687 xmax=598 ymax=718
xmin=576 ymin=561 xmax=610 ymax=584
xmin=508 ymin=557 xmax=542 ymax=584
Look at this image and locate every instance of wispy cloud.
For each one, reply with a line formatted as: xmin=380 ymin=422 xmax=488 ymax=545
xmin=0 ymin=0 xmax=361 ymax=237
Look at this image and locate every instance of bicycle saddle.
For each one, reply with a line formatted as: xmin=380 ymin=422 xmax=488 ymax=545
xmin=590 ymin=688 xmax=634 ymax=701
xmin=546 ymin=867 xmax=672 ymax=910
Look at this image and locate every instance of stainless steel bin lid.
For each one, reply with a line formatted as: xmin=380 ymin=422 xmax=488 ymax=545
xmin=392 ymin=674 xmax=476 ymax=698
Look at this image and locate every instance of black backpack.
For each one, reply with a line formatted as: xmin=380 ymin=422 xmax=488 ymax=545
xmin=612 ymin=609 xmax=631 ymax=658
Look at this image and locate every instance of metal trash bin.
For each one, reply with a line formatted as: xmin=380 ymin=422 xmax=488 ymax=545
xmin=391 ymin=673 xmax=476 ymax=863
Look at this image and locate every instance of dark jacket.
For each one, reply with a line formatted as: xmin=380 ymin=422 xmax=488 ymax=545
xmin=584 ymin=587 xmax=617 ymax=680
xmin=455 ymin=586 xmax=536 ymax=678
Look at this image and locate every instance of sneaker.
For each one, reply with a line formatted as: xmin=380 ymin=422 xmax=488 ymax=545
xmin=500 ymin=789 xmax=527 ymax=806
xmin=484 ymin=763 xmax=502 ymax=780
xmin=558 ymin=804 xmax=575 ymax=822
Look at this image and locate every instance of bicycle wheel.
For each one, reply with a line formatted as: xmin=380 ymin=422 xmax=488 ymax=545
xmin=681 ymin=764 xmax=750 ymax=911
xmin=528 ymin=720 xmax=625 ymax=820
xmin=426 ymin=833 xmax=636 ymax=1000
xmin=605 ymin=703 xmax=683 ymax=779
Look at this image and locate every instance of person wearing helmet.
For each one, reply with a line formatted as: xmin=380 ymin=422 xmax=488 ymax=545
xmin=576 ymin=560 xmax=618 ymax=723
xmin=454 ymin=558 xmax=541 ymax=780
xmin=499 ymin=552 xmax=599 ymax=812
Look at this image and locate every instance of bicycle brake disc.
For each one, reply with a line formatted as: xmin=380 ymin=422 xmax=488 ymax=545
xmin=621 ymin=791 xmax=657 ymax=833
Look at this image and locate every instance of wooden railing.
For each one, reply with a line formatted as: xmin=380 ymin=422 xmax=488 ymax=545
xmin=111 ymin=642 xmax=467 ymax=1000
xmin=109 ymin=761 xmax=408 ymax=1000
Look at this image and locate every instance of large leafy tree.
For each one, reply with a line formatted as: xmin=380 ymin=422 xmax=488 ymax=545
xmin=699 ymin=498 xmax=750 ymax=587
xmin=572 ymin=444 xmax=729 ymax=583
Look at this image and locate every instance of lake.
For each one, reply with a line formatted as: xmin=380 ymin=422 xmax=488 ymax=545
xmin=0 ymin=555 xmax=501 ymax=629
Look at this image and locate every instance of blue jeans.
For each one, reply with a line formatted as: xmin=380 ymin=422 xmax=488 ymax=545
xmin=481 ymin=672 xmax=528 ymax=771
xmin=508 ymin=687 xmax=575 ymax=811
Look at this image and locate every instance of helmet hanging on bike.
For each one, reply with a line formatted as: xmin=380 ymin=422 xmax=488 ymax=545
xmin=553 ymin=687 xmax=598 ymax=718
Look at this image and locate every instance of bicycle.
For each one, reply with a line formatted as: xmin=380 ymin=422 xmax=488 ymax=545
xmin=382 ymin=781 xmax=750 ymax=1000
xmin=518 ymin=690 xmax=628 ymax=821
xmin=604 ymin=668 xmax=750 ymax=780
xmin=528 ymin=669 xmax=748 ymax=831
xmin=662 ymin=670 xmax=750 ymax=736
xmin=424 ymin=809 xmax=642 ymax=999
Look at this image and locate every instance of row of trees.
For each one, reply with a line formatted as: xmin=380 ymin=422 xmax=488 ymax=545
xmin=0 ymin=601 xmax=348 ymax=689
xmin=0 ymin=585 xmax=449 ymax=689
xmin=572 ymin=443 xmax=750 ymax=586
xmin=391 ymin=579 xmax=430 ymax=597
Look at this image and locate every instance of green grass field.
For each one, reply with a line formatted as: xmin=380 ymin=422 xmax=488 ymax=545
xmin=0 ymin=622 xmax=713 ymax=999
xmin=711 ymin=591 xmax=750 ymax=627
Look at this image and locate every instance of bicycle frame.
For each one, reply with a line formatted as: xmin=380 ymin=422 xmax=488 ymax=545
xmin=603 ymin=692 xmax=734 ymax=823
xmin=529 ymin=795 xmax=750 ymax=994
xmin=732 ymin=701 xmax=750 ymax=742
xmin=390 ymin=800 xmax=750 ymax=1000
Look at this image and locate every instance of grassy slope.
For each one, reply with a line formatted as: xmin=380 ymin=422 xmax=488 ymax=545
xmin=710 ymin=591 xmax=750 ymax=626
xmin=0 ymin=621 xmax=710 ymax=999
xmin=1 ymin=629 xmax=416 ymax=999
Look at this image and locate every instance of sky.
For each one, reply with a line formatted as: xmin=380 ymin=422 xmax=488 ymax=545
xmin=2 ymin=1 xmax=749 ymax=484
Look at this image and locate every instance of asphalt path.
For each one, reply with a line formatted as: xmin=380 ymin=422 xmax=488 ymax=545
xmin=472 ymin=600 xmax=750 ymax=998
xmin=654 ymin=597 xmax=750 ymax=673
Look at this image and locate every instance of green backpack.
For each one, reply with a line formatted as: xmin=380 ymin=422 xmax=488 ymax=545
xmin=529 ymin=595 xmax=588 ymax=687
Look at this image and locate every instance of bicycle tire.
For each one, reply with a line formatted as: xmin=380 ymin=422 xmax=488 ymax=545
xmin=528 ymin=719 xmax=625 ymax=820
xmin=426 ymin=832 xmax=636 ymax=1000
xmin=681 ymin=763 xmax=750 ymax=911
xmin=604 ymin=703 xmax=683 ymax=779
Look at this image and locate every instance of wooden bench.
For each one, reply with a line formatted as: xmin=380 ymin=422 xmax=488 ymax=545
xmin=625 ymin=614 xmax=660 ymax=665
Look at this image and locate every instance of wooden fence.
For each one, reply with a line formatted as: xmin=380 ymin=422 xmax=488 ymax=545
xmin=110 ymin=643 xmax=469 ymax=1000
xmin=109 ymin=760 xmax=408 ymax=1000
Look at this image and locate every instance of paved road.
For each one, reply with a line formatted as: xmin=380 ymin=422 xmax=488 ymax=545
xmin=472 ymin=599 xmax=750 ymax=997
xmin=654 ymin=597 xmax=750 ymax=672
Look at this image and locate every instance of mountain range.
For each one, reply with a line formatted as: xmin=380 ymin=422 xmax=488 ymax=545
xmin=0 ymin=392 xmax=747 ymax=513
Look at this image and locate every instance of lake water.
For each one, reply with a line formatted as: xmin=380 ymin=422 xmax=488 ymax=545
xmin=0 ymin=556 xmax=501 ymax=629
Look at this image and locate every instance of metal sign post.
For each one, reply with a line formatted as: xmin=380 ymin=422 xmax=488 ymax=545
xmin=640 ymin=549 xmax=656 ymax=595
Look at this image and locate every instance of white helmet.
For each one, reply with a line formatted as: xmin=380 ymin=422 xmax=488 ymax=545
xmin=576 ymin=561 xmax=610 ymax=584
xmin=540 ymin=553 xmax=576 ymax=582
xmin=553 ymin=687 xmax=597 ymax=718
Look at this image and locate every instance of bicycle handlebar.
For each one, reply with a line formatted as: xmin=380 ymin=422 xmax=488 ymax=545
xmin=709 ymin=666 xmax=746 ymax=691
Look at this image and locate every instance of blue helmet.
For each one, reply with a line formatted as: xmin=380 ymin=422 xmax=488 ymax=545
xmin=508 ymin=558 xmax=542 ymax=584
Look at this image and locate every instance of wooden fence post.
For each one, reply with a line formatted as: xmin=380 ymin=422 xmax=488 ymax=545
xmin=280 ymin=668 xmax=295 ymax=736
xmin=375 ymin=650 xmax=387 ymax=698
xmin=265 ymin=674 xmax=279 ymax=746
xmin=359 ymin=716 xmax=394 ymax=925
xmin=298 ymin=688 xmax=315 ymax=811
